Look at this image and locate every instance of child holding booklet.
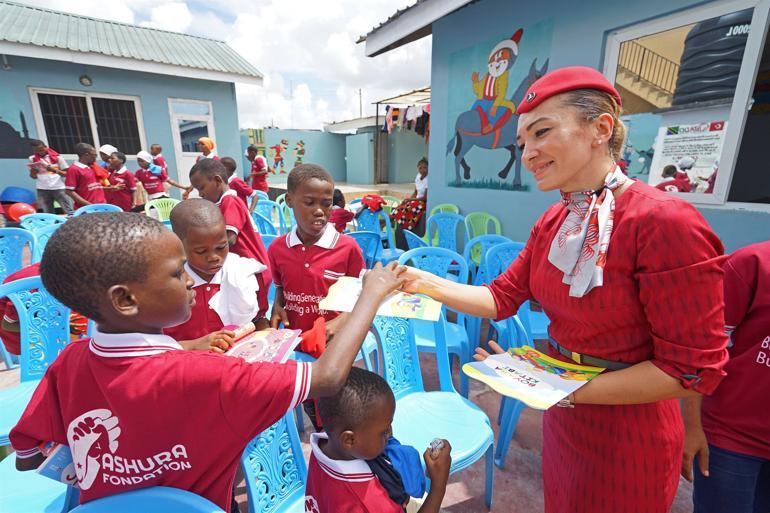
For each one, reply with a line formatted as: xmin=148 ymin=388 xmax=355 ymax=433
xmin=10 ymin=212 xmax=404 ymax=511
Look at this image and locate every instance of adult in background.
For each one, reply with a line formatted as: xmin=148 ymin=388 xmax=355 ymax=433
xmin=399 ymin=66 xmax=729 ymax=512
xmin=196 ymin=137 xmax=219 ymax=163
xmin=28 ymin=140 xmax=73 ymax=214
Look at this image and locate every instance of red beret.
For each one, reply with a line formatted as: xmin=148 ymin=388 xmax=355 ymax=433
xmin=516 ymin=66 xmax=622 ymax=114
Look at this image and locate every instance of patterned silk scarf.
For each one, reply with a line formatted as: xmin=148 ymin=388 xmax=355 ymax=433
xmin=548 ymin=166 xmax=628 ymax=297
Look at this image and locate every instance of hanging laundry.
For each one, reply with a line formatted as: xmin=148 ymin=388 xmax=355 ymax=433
xmin=415 ymin=111 xmax=429 ymax=136
xmin=382 ymin=105 xmax=390 ymax=133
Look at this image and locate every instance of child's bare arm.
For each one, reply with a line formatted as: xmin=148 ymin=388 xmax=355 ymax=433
xmin=308 ymin=263 xmax=404 ymax=398
xmin=417 ymin=440 xmax=452 ymax=513
xmin=270 ymin=287 xmax=289 ymax=328
xmin=248 ymin=195 xmax=259 ymax=214
xmin=180 ymin=329 xmax=236 ymax=352
xmin=66 ymin=190 xmax=90 ymax=206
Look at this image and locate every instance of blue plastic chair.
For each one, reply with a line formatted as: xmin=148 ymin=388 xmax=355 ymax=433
xmin=356 ymin=209 xmax=403 ymax=265
xmin=20 ymin=213 xmax=67 ymax=233
xmin=397 ymin=247 xmax=473 ymax=397
xmin=32 ymin=223 xmax=62 ymax=263
xmin=254 ymin=200 xmax=282 ymax=232
xmin=0 ymin=228 xmax=36 ymax=281
xmin=256 ymin=190 xmax=269 ymax=201
xmin=252 ymin=211 xmax=278 ymax=236
xmin=72 ymin=203 xmax=122 ymax=215
xmin=240 ymin=411 xmax=306 ymax=513
xmin=371 ymin=314 xmax=494 ymax=508
xmin=1 ymin=186 xmax=36 ymax=204
xmin=348 ymin=231 xmax=380 ymax=269
xmin=279 ymin=204 xmax=295 ymax=235
xmin=70 ymin=486 xmax=224 ymax=512
xmin=0 ymin=455 xmax=80 ymax=513
xmin=464 ymin=234 xmax=511 ymax=285
xmin=426 ymin=213 xmax=467 ymax=253
xmin=403 ymin=229 xmax=428 ymax=250
xmin=261 ymin=234 xmax=278 ymax=249
xmin=0 ymin=276 xmax=72 ymax=446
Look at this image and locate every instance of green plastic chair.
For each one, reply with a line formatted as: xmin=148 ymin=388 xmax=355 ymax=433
xmin=464 ymin=212 xmax=502 ymax=265
xmin=381 ymin=195 xmax=401 ymax=217
xmin=275 ymin=193 xmax=286 ymax=205
xmin=145 ymin=198 xmax=180 ymax=222
xmin=430 ymin=203 xmax=460 ymax=217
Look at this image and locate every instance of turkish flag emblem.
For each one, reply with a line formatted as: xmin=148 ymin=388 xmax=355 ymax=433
xmin=709 ymin=121 xmax=725 ymax=131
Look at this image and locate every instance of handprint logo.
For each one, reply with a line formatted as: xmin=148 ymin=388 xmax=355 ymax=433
xmin=67 ymin=409 xmax=121 ymax=490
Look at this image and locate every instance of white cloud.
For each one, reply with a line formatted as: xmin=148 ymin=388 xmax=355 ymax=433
xmin=138 ymin=2 xmax=193 ymax=33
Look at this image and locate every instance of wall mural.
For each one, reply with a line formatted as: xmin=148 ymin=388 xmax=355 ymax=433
xmin=445 ymin=19 xmax=553 ymax=190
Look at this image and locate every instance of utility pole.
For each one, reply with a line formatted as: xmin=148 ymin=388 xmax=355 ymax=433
xmin=358 ymin=88 xmax=363 ymax=118
xmin=289 ymin=80 xmax=294 ymax=128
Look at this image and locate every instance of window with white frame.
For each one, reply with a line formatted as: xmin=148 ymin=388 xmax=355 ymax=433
xmin=30 ymin=89 xmax=146 ymax=156
xmin=604 ymin=0 xmax=770 ymax=207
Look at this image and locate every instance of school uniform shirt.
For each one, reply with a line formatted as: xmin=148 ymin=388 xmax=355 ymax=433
xmin=134 ymin=168 xmax=169 ymax=200
xmin=9 ymin=330 xmax=311 ymax=510
xmin=655 ymin=178 xmax=693 ymax=193
xmin=29 ymin=151 xmax=67 ymax=190
xmin=217 ymin=189 xmax=271 ymax=316
xmin=702 ymin=241 xmax=770 ymax=460
xmin=228 ymin=174 xmax=256 ymax=207
xmin=250 ymin=155 xmax=269 ymax=193
xmin=105 ymin=168 xmax=137 ymax=212
xmin=268 ymin=223 xmax=364 ymax=333
xmin=195 ymin=152 xmax=219 ymax=163
xmin=486 ymin=180 xmax=728 ymax=512
xmin=305 ymin=432 xmax=404 ymax=513
xmin=414 ymin=173 xmax=428 ymax=199
xmin=65 ymin=162 xmax=106 ymax=208
xmin=152 ymin=154 xmax=168 ymax=174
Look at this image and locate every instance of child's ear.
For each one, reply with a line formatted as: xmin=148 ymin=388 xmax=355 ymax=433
xmin=340 ymin=430 xmax=356 ymax=450
xmin=107 ymin=284 xmax=140 ymax=318
xmin=285 ymin=193 xmax=293 ymax=208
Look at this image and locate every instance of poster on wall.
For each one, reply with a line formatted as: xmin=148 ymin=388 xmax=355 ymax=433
xmin=445 ymin=19 xmax=553 ymax=190
xmin=619 ymin=113 xmax=660 ymax=181
xmin=647 ymin=120 xmax=727 ymax=194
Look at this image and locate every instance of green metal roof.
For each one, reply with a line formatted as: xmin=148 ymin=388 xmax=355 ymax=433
xmin=0 ymin=1 xmax=262 ymax=81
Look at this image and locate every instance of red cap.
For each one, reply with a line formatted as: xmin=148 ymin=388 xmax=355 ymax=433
xmin=516 ymin=66 xmax=622 ymax=114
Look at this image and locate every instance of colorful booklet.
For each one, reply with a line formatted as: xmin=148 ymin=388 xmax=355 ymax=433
xmin=36 ymin=444 xmax=78 ymax=487
xmin=319 ymin=276 xmax=442 ymax=321
xmin=462 ymin=346 xmax=605 ymax=410
xmin=223 ymin=326 xmax=302 ymax=363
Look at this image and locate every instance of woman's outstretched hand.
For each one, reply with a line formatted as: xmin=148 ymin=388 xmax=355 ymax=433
xmin=474 ymin=340 xmax=506 ymax=361
xmin=398 ymin=266 xmax=431 ymax=295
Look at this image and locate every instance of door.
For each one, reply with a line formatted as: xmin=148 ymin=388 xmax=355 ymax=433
xmin=168 ymin=99 xmax=216 ymax=193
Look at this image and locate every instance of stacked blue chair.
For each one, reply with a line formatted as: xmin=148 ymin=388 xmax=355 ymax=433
xmin=261 ymin=234 xmax=278 ymax=249
xmin=69 ymin=486 xmax=224 ymax=512
xmin=403 ymin=229 xmax=428 ymax=250
xmin=20 ymin=213 xmax=66 ymax=233
xmin=0 ymin=228 xmax=36 ymax=370
xmin=279 ymin=204 xmax=295 ymax=234
xmin=256 ymin=190 xmax=269 ymax=201
xmin=371 ymin=314 xmax=494 ymax=508
xmin=425 ymin=213 xmax=467 ymax=253
xmin=254 ymin=200 xmax=282 ymax=233
xmin=32 ymin=223 xmax=62 ymax=263
xmin=348 ymin=231 xmax=380 ymax=269
xmin=356 ymin=209 xmax=403 ymax=264
xmin=72 ymin=203 xmax=122 ymax=215
xmin=252 ymin=212 xmax=278 ymax=236
xmin=240 ymin=411 xmax=306 ymax=513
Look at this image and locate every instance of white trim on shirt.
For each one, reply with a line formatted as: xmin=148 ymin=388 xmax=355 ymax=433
xmin=286 ymin=223 xmax=339 ymax=249
xmin=89 ymin=329 xmax=183 ymax=358
xmin=309 ymin=432 xmax=375 ymax=482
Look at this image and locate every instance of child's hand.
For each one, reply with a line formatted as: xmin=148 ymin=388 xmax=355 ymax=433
xmin=182 ymin=186 xmax=193 ymax=200
xmin=270 ymin=303 xmax=290 ymax=329
xmin=423 ymin=439 xmax=451 ymax=488
xmin=361 ymin=262 xmax=406 ymax=298
xmin=205 ymin=329 xmax=236 ymax=353
xmin=473 ymin=340 xmax=506 ymax=362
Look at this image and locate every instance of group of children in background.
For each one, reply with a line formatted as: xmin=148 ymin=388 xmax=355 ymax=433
xmin=9 ymin=148 xmax=452 ymax=513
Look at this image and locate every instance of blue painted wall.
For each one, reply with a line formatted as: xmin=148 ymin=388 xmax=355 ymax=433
xmin=260 ymin=129 xmax=347 ymax=184
xmin=0 ymin=55 xmax=241 ymax=199
xmin=346 ymin=133 xmax=374 ymax=185
xmin=429 ymin=0 xmax=770 ymax=252
xmin=387 ymin=129 xmax=429 ymax=184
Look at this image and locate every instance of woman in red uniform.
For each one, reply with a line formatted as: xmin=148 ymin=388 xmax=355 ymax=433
xmin=401 ymin=67 xmax=729 ymax=512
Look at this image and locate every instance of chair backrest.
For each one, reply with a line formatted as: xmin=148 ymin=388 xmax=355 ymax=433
xmin=356 ymin=209 xmax=396 ymax=248
xmin=275 ymin=193 xmax=286 ymax=205
xmin=463 ymin=234 xmax=511 ymax=284
xmin=240 ymin=411 xmax=307 ymax=513
xmin=430 ymin=203 xmax=460 ymax=216
xmin=32 ymin=223 xmax=63 ymax=263
xmin=254 ymin=200 xmax=281 ymax=227
xmin=381 ymin=195 xmax=401 ymax=216
xmin=69 ymin=486 xmax=225 ymax=512
xmin=144 ymin=198 xmax=180 ymax=221
xmin=464 ymin=212 xmax=502 ymax=241
xmin=72 ymin=203 xmax=123 ymax=216
xmin=252 ymin=212 xmax=278 ymax=236
xmin=0 ymin=276 xmax=72 ymax=383
xmin=398 ymin=246 xmax=469 ymax=285
xmin=484 ymin=241 xmax=526 ymax=280
xmin=0 ymin=228 xmax=36 ymax=281
xmin=426 ymin=213 xmax=466 ymax=253
xmin=256 ymin=190 xmax=269 ymax=201
xmin=348 ymin=231 xmax=381 ymax=268
xmin=280 ymin=203 xmax=295 ymax=234
xmin=19 ymin=213 xmax=66 ymax=233
xmin=260 ymin=234 xmax=278 ymax=248
xmin=403 ymin=229 xmax=428 ymax=250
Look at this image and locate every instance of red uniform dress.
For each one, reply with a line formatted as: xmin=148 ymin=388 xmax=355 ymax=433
xmin=305 ymin=432 xmax=404 ymax=513
xmin=65 ymin=162 xmax=106 ymax=208
xmin=10 ymin=331 xmax=311 ymax=510
xmin=701 ymin=241 xmax=770 ymax=460
xmin=268 ymin=224 xmax=364 ymax=335
xmin=105 ymin=168 xmax=137 ymax=212
xmin=250 ymin=155 xmax=269 ymax=193
xmin=217 ymin=189 xmax=271 ymax=316
xmin=486 ymin=181 xmax=728 ymax=513
xmin=227 ymin=174 xmax=255 ymax=207
xmin=134 ymin=168 xmax=169 ymax=200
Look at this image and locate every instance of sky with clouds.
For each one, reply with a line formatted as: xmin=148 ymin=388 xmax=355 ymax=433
xmin=17 ymin=0 xmax=431 ymax=129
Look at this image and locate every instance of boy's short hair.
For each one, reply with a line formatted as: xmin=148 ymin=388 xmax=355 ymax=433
xmin=111 ymin=151 xmax=126 ymax=164
xmin=417 ymin=157 xmax=428 ymax=167
xmin=30 ymin=139 xmax=46 ymax=149
xmin=333 ymin=188 xmax=345 ymax=207
xmin=40 ymin=213 xmax=166 ymax=321
xmin=189 ymin=158 xmax=228 ymax=182
xmin=247 ymin=145 xmax=259 ymax=153
xmin=317 ymin=367 xmax=394 ymax=433
xmin=74 ymin=142 xmax=95 ymax=157
xmin=151 ymin=143 xmax=162 ymax=151
xmin=662 ymin=164 xmax=678 ymax=178
xmin=287 ymin=164 xmax=333 ymax=193
xmin=220 ymin=156 xmax=237 ymax=174
xmin=169 ymin=198 xmax=225 ymax=241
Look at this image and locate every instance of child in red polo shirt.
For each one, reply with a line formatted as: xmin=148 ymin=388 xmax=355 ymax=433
xmin=189 ymin=159 xmax=271 ymax=317
xmin=221 ymin=156 xmax=258 ymax=214
xmin=307 ymin=367 xmax=451 ymax=513
xmin=104 ymin=152 xmax=137 ymax=212
xmin=65 ymin=143 xmax=106 ymax=209
xmin=163 ymin=199 xmax=269 ymax=347
xmin=10 ymin=213 xmax=405 ymax=511
xmin=150 ymin=144 xmax=168 ymax=174
xmin=134 ymin=151 xmax=190 ymax=208
xmin=246 ymin=145 xmax=269 ymax=193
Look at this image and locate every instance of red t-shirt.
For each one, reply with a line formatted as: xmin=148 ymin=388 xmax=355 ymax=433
xmin=701 ymin=241 xmax=770 ymax=459
xmin=0 ymin=263 xmax=41 ymax=355
xmin=328 ymin=207 xmax=355 ymax=233
xmin=250 ymin=156 xmax=268 ymax=193
xmin=305 ymin=432 xmax=404 ymax=513
xmin=655 ymin=178 xmax=693 ymax=193
xmin=268 ymin=224 xmax=364 ymax=334
xmin=152 ymin=155 xmax=168 ymax=174
xmin=162 ymin=276 xmax=223 ymax=343
xmin=228 ymin=175 xmax=255 ymax=207
xmin=9 ymin=330 xmax=311 ymax=510
xmin=65 ymin=162 xmax=106 ymax=208
xmin=134 ymin=168 xmax=168 ymax=198
xmin=105 ymin=168 xmax=137 ymax=212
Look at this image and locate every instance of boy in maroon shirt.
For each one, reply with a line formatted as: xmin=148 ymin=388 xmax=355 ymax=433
xmin=221 ymin=156 xmax=258 ymax=214
xmin=65 ymin=143 xmax=106 ymax=209
xmin=104 ymin=152 xmax=137 ymax=212
xmin=246 ymin=145 xmax=269 ymax=193
xmin=189 ymin=159 xmax=271 ymax=316
xmin=10 ymin=213 xmax=404 ymax=511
